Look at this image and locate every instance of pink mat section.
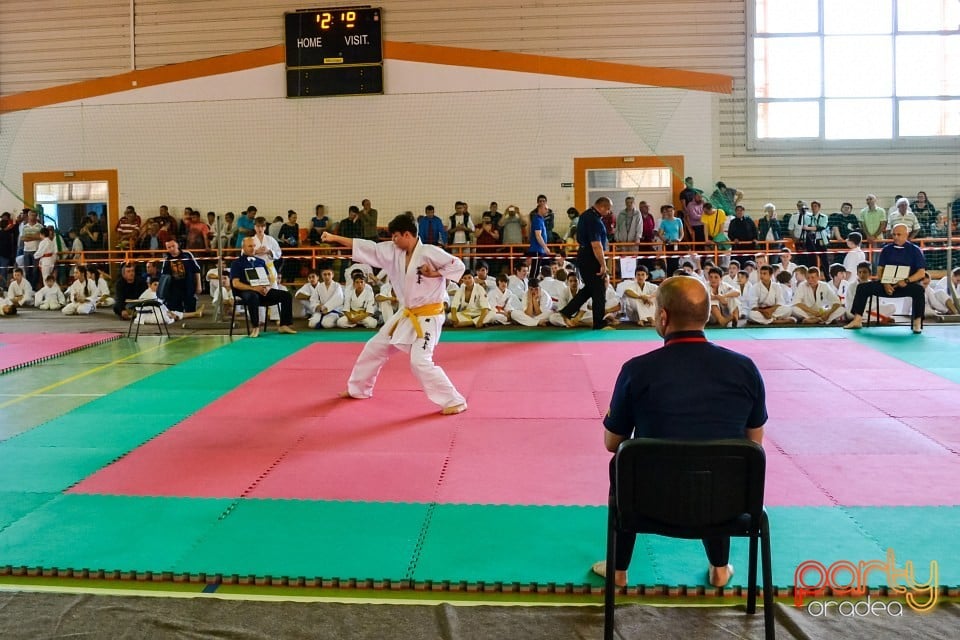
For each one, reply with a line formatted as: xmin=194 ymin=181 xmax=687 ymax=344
xmin=0 ymin=333 xmax=117 ymax=372
xmin=70 ymin=338 xmax=960 ymax=507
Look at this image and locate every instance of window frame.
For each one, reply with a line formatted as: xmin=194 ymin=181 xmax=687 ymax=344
xmin=746 ymin=0 xmax=960 ymax=151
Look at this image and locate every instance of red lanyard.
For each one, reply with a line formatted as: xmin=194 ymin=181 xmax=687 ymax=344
xmin=664 ymin=336 xmax=708 ymax=346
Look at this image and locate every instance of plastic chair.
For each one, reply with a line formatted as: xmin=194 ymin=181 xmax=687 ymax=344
xmin=604 ymin=438 xmax=774 ymax=640
xmin=126 ymin=275 xmax=171 ymax=339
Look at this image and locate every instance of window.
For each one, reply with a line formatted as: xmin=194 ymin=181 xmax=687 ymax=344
xmin=751 ymin=0 xmax=960 ymax=143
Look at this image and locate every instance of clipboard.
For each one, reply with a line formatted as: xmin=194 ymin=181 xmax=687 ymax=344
xmin=245 ymin=267 xmax=270 ymax=286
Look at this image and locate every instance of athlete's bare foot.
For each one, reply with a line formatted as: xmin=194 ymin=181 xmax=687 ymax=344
xmin=278 ymin=325 xmax=297 ymax=334
xmin=441 ymin=403 xmax=467 ymax=415
xmin=591 ymin=560 xmax=627 ymax=588
xmin=249 ymin=327 xmax=260 ymax=338
xmin=843 ymin=318 xmax=863 ymax=330
xmin=708 ymin=563 xmax=734 ymax=588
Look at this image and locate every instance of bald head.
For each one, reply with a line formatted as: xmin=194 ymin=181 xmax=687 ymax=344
xmin=655 ymin=276 xmax=710 ymax=333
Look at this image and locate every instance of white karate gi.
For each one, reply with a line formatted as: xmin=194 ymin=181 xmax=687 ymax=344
xmin=512 ymin=288 xmax=554 ymax=326
xmin=7 ymin=279 xmax=34 ymax=306
xmin=35 ymin=284 xmax=65 ymax=310
xmin=337 ymin=284 xmax=378 ymax=328
xmin=308 ymin=280 xmax=344 ymax=329
xmin=549 ymin=285 xmax=589 ymax=326
xmin=793 ymin=281 xmax=845 ymax=323
xmin=616 ymin=279 xmax=658 ymax=323
xmin=34 ymin=237 xmax=57 ymax=282
xmin=924 ymin=285 xmax=952 ymax=317
xmin=507 ymin=274 xmax=529 ymax=300
xmin=748 ymin=282 xmax=793 ymax=325
xmin=295 ymin=281 xmax=322 ymax=318
xmin=345 ymin=238 xmax=466 ymax=410
xmin=62 ymin=278 xmax=97 ymax=315
xmin=375 ymin=280 xmax=398 ymax=325
xmin=90 ymin=276 xmax=114 ymax=308
xmin=448 ymin=283 xmax=490 ymax=324
xmin=484 ymin=286 xmax=519 ymax=325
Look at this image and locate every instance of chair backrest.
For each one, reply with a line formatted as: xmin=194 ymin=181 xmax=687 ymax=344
xmin=614 ymin=438 xmax=766 ymax=537
xmin=155 ymin=274 xmax=173 ymax=303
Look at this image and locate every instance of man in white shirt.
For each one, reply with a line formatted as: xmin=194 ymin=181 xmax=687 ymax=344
xmin=887 ymin=198 xmax=921 ymax=240
xmin=18 ymin=208 xmax=44 ymax=287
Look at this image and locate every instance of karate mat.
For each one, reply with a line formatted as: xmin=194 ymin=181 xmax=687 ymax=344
xmin=0 ymin=333 xmax=119 ymax=374
xmin=0 ymin=328 xmax=958 ymax=598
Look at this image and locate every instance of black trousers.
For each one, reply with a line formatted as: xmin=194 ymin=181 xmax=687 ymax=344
xmin=237 ymin=288 xmax=293 ymax=326
xmin=561 ymin=256 xmax=606 ymax=329
xmin=609 ymin=458 xmax=730 ymax=571
xmin=165 ymin=282 xmax=197 ymax=313
xmin=850 ymin=281 xmax=924 ymax=320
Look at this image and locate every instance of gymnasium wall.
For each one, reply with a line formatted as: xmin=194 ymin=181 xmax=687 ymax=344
xmin=0 ymin=0 xmax=956 ymax=221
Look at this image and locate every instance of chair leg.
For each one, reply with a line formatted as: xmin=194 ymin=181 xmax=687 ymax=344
xmin=604 ymin=503 xmax=617 ymax=640
xmin=127 ymin=309 xmax=136 ymax=338
xmin=158 ymin=308 xmax=169 ymax=337
xmin=747 ymin=533 xmax=759 ymax=614
xmin=760 ymin=513 xmax=776 ymax=640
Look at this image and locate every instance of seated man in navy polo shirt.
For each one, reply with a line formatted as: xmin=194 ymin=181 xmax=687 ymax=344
xmin=843 ymin=223 xmax=926 ymax=334
xmin=594 ymin=276 xmax=767 ymax=588
xmin=230 ymin=236 xmax=297 ymax=338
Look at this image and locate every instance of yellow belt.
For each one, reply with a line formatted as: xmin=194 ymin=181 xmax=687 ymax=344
xmin=389 ymin=302 xmax=445 ymax=339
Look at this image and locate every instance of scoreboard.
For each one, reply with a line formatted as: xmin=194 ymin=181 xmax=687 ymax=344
xmin=285 ymin=7 xmax=383 ymax=97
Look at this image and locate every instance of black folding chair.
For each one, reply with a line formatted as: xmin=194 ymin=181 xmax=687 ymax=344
xmin=126 ymin=275 xmax=171 ymax=339
xmin=604 ymin=438 xmax=775 ymax=640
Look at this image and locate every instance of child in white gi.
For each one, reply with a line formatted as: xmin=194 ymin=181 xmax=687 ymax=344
xmin=484 ymin=274 xmax=519 ymax=325
xmin=35 ymin=275 xmax=65 ymax=310
xmin=617 ymin=266 xmax=658 ymax=326
xmin=448 ymin=270 xmax=491 ymax=328
xmin=308 ymin=268 xmax=344 ymax=329
xmin=6 ymin=268 xmax=34 ymax=307
xmin=321 ymin=215 xmax=468 ymax=415
xmin=62 ymin=267 xmax=97 ymax=315
xmin=336 ymin=273 xmax=379 ymax=329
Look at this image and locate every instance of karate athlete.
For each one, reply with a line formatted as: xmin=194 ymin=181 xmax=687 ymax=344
xmin=321 ymin=215 xmax=468 ymax=415
xmin=747 ymin=264 xmax=795 ymax=325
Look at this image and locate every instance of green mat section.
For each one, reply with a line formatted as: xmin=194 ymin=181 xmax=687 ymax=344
xmin=0 ymin=492 xmax=956 ymax=587
xmin=0 ymin=336 xmax=311 ymax=491
xmin=0 ymin=492 xmax=59 ymax=530
xmin=174 ymin=499 xmax=428 ymax=579
xmin=850 ymin=331 xmax=960 ymax=383
xmin=415 ymin=504 xmax=607 ymax=585
xmin=844 ymin=506 xmax=960 ymax=579
xmin=9 ymin=413 xmax=190 ymax=449
xmin=0 ymin=494 xmax=231 ymax=572
xmin=0 ymin=447 xmax=130 ymax=493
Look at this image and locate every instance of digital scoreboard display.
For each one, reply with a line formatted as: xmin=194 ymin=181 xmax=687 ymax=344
xmin=285 ymin=7 xmax=383 ymax=97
